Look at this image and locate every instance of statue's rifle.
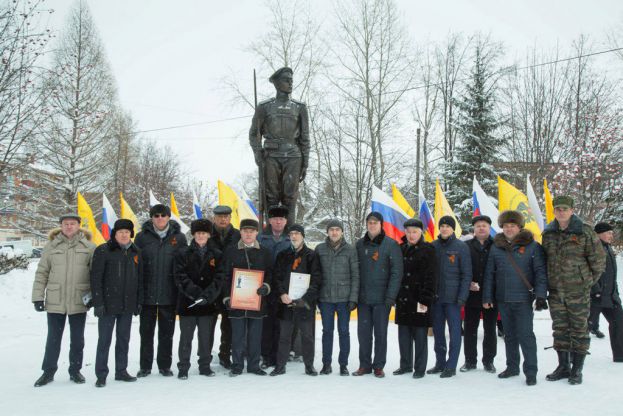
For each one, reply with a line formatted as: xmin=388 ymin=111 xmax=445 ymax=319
xmin=253 ymin=69 xmax=266 ymax=229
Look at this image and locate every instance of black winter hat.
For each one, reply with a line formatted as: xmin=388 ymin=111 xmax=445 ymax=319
xmin=594 ymin=222 xmax=613 ymax=234
xmin=471 ymin=215 xmax=492 ymax=226
xmin=326 ymin=219 xmax=344 ymax=232
xmin=498 ymin=210 xmax=525 ymax=228
xmin=366 ymin=211 xmax=384 ymax=224
xmin=268 ymin=205 xmax=289 ymax=219
xmin=288 ymin=224 xmax=305 ymax=237
xmin=112 ymin=219 xmax=134 ymax=239
xmin=240 ymin=218 xmax=259 ymax=231
xmin=438 ymin=215 xmax=456 ymax=230
xmin=150 ymin=203 xmax=171 ymax=218
xmin=404 ymin=218 xmax=424 ymax=229
xmin=191 ymin=219 xmax=213 ymax=235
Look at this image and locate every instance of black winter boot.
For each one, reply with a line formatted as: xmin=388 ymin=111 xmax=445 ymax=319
xmin=546 ymin=351 xmax=570 ymax=381
xmin=34 ymin=372 xmax=54 ymax=387
xmin=568 ymin=353 xmax=586 ymax=385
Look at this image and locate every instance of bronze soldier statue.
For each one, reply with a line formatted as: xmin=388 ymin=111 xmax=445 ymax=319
xmin=249 ymin=67 xmax=310 ymax=226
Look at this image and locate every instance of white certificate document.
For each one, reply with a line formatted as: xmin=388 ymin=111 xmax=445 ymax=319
xmin=288 ymin=272 xmax=311 ymax=300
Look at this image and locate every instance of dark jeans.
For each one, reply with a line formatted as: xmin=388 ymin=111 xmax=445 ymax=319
xmin=231 ymin=317 xmax=263 ymax=372
xmin=589 ymin=304 xmax=623 ymax=361
xmin=139 ymin=304 xmax=176 ymax=371
xmin=41 ymin=312 xmax=86 ymax=375
xmin=357 ymin=303 xmax=391 ymax=370
xmin=463 ymin=305 xmax=498 ymax=365
xmin=398 ymin=325 xmax=428 ymax=374
xmin=277 ymin=317 xmax=315 ymax=368
xmin=178 ymin=315 xmax=216 ymax=372
xmin=261 ymin=296 xmax=280 ymax=363
xmin=498 ymin=302 xmax=537 ymax=377
xmin=432 ymin=302 xmax=462 ymax=370
xmin=208 ymin=308 xmax=231 ymax=362
xmin=95 ymin=313 xmax=132 ymax=379
xmin=318 ymin=302 xmax=351 ymax=366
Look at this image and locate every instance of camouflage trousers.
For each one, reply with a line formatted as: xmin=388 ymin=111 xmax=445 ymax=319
xmin=549 ymin=293 xmax=591 ymax=354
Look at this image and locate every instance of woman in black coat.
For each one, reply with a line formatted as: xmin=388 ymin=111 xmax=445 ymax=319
xmin=394 ymin=218 xmax=437 ymax=378
xmin=174 ymin=219 xmax=223 ymax=379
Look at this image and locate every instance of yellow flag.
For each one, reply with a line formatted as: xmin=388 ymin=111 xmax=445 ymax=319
xmin=170 ymin=192 xmax=180 ymax=218
xmin=544 ymin=179 xmax=554 ymax=225
xmin=119 ymin=192 xmax=140 ymax=240
xmin=76 ymin=192 xmax=105 ymax=245
xmin=498 ymin=176 xmax=542 ymax=242
xmin=391 ymin=184 xmax=416 ymax=218
xmin=434 ymin=179 xmax=462 ymax=238
xmin=217 ymin=180 xmax=257 ymax=229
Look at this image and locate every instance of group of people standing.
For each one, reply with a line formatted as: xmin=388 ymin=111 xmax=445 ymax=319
xmin=31 ymin=195 xmax=621 ymax=388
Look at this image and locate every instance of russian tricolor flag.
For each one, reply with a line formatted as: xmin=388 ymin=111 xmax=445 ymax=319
xmin=472 ymin=177 xmax=501 ymax=236
xmin=192 ymin=192 xmax=202 ymax=219
xmin=370 ymin=186 xmax=410 ymax=242
xmin=102 ymin=193 xmax=118 ymax=241
xmin=418 ymin=187 xmax=436 ymax=242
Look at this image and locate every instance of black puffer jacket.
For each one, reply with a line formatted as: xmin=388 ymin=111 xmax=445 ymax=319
xmin=90 ymin=239 xmax=143 ymax=315
xmin=174 ymin=241 xmax=224 ymax=316
xmin=134 ymin=219 xmax=188 ymax=306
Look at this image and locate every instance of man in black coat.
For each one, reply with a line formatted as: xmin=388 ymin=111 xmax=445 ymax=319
xmin=393 ymin=218 xmax=437 ymax=379
xmin=461 ymin=215 xmax=497 ymax=373
xmin=270 ymin=224 xmax=321 ymax=376
xmin=175 ymin=219 xmax=224 ymax=379
xmin=207 ymin=205 xmax=241 ymax=370
xmin=222 ymin=219 xmax=274 ymax=376
xmin=134 ymin=204 xmax=188 ymax=378
xmin=91 ymin=219 xmax=143 ymax=387
xmin=588 ymin=222 xmax=623 ymax=362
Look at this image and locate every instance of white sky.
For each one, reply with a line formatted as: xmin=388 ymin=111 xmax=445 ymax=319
xmin=40 ymin=0 xmax=623 ymax=189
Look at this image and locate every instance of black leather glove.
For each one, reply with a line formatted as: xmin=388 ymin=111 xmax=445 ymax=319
xmin=535 ymin=297 xmax=548 ymax=311
xmin=256 ymin=284 xmax=269 ymax=296
xmin=94 ymin=306 xmax=105 ymax=318
xmin=223 ymin=297 xmax=231 ymax=310
xmin=195 ymin=297 xmax=208 ymax=306
xmin=348 ymin=301 xmax=357 ymax=311
xmin=292 ymin=299 xmax=309 ymax=309
xmin=33 ymin=301 xmax=45 ymax=312
xmin=457 ymin=299 xmax=466 ymax=307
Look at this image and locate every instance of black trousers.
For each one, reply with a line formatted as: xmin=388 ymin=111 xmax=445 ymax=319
xmin=261 ymin=296 xmax=280 ymax=363
xmin=277 ymin=316 xmax=315 ymax=368
xmin=95 ymin=313 xmax=132 ymax=379
xmin=208 ymin=308 xmax=232 ymax=362
xmin=139 ymin=305 xmax=176 ymax=371
xmin=463 ymin=305 xmax=498 ymax=365
xmin=398 ymin=325 xmax=428 ymax=374
xmin=589 ymin=304 xmax=623 ymax=361
xmin=41 ymin=312 xmax=86 ymax=375
xmin=231 ymin=317 xmax=263 ymax=372
xmin=178 ymin=315 xmax=216 ymax=372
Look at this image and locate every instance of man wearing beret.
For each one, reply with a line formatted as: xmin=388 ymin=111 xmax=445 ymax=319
xmin=428 ymin=215 xmax=472 ymax=378
xmin=542 ymin=195 xmax=606 ymax=384
xmin=207 ymin=205 xmax=241 ymax=369
xmin=135 ymin=204 xmax=188 ymax=378
xmin=249 ymin=67 xmax=310 ymax=226
xmin=32 ymin=214 xmax=96 ymax=387
xmin=588 ymin=222 xmax=623 ymax=362
xmin=461 ymin=215 xmax=497 ymax=374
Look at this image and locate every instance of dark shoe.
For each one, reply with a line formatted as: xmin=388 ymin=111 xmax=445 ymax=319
xmin=413 ymin=372 xmax=425 ymax=379
xmin=440 ymin=368 xmax=456 ymax=378
xmin=69 ymin=371 xmax=85 ymax=384
xmin=159 ymin=369 xmax=174 ymax=377
xmin=249 ymin=369 xmax=267 ymax=376
xmin=34 ymin=372 xmax=54 ymax=387
xmin=270 ymin=366 xmax=286 ymax=376
xmin=115 ymin=371 xmax=137 ymax=382
xmin=136 ymin=369 xmax=151 ymax=378
xmin=352 ymin=367 xmax=372 ymax=376
xmin=426 ymin=365 xmax=444 ymax=375
xmin=339 ymin=366 xmax=349 ymax=376
xmin=591 ymin=329 xmax=605 ymax=339
xmin=199 ymin=368 xmax=215 ymax=377
xmin=526 ymin=375 xmax=537 ymax=386
xmin=229 ymin=369 xmax=242 ymax=377
xmin=483 ymin=362 xmax=496 ymax=373
xmin=459 ymin=362 xmax=476 ymax=372
xmin=178 ymin=370 xmax=188 ymax=380
xmin=320 ymin=364 xmax=332 ymax=375
xmin=219 ymin=358 xmax=232 ymax=370
xmin=568 ymin=353 xmax=586 ymax=385
xmin=95 ymin=378 xmax=106 ymax=387
xmin=392 ymin=368 xmax=411 ymax=375
xmin=498 ymin=368 xmax=520 ymax=379
xmin=305 ymin=365 xmax=318 ymax=376
xmin=546 ymin=351 xmax=570 ymax=381
xmin=373 ymin=368 xmax=385 ymax=378
xmin=260 ymin=359 xmax=275 ymax=370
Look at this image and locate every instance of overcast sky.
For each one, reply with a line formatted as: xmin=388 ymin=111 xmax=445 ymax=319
xmin=41 ymin=0 xmax=623 ymax=190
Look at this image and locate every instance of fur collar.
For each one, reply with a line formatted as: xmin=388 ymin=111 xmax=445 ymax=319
xmin=543 ymin=214 xmax=585 ymax=235
xmin=494 ymin=230 xmax=534 ymax=249
xmin=48 ymin=228 xmax=92 ymax=242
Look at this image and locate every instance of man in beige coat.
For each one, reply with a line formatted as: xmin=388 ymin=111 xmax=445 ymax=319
xmin=31 ymin=213 xmax=96 ymax=387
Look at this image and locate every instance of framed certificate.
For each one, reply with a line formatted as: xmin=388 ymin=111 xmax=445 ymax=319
xmin=288 ymin=272 xmax=310 ymax=300
xmin=230 ymin=268 xmax=264 ymax=311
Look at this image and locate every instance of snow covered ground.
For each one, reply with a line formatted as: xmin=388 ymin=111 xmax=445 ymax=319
xmin=1 ymin=261 xmax=622 ymax=416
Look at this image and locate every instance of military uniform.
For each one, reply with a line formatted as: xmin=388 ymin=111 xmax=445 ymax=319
xmin=249 ymin=67 xmax=310 ymax=225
